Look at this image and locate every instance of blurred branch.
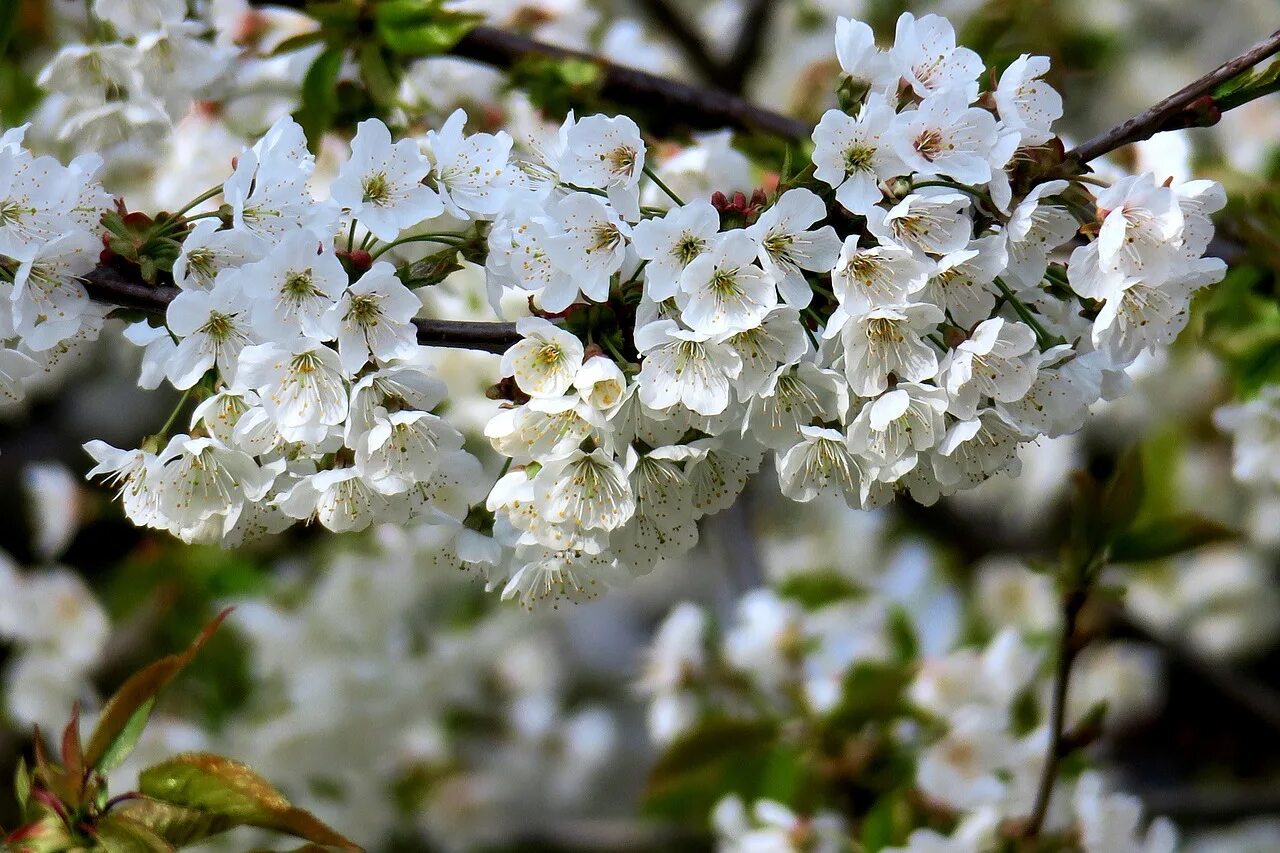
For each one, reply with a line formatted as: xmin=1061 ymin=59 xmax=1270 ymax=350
xmin=254 ymin=0 xmax=810 ymax=140
xmin=632 ymin=0 xmax=725 ymax=86
xmin=720 ymin=0 xmax=776 ymax=95
xmin=81 ymin=265 xmax=520 ymax=354
xmin=1070 ymin=28 xmax=1280 ymax=163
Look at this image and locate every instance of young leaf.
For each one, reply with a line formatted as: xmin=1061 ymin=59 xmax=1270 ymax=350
xmin=84 ymin=610 xmax=233 ymax=772
xmin=138 ymin=754 xmax=360 ymax=850
xmin=93 ymin=814 xmax=176 ymax=853
xmin=96 ymin=699 xmax=155 ymax=776
xmin=1099 ymin=448 xmax=1145 ymax=543
xmin=294 ymin=48 xmax=345 ymax=153
xmin=14 ymin=756 xmax=31 ymax=815
xmin=1109 ymin=514 xmax=1237 ymax=563
xmin=112 ymin=798 xmax=235 ymax=848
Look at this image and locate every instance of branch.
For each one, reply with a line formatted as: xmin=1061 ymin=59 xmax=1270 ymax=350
xmin=632 ymin=0 xmax=726 ymax=87
xmin=721 ymin=0 xmax=777 ymax=95
xmin=449 ymin=25 xmax=809 ymax=140
xmin=1023 ymin=587 xmax=1088 ymax=837
xmin=81 ymin=265 xmax=520 ymax=354
xmin=253 ymin=1 xmax=809 ymax=140
xmin=1070 ymin=29 xmax=1280 ymax=163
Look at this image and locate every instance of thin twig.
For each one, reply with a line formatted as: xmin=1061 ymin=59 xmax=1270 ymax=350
xmin=633 ymin=0 xmax=726 ymax=86
xmin=1024 ymin=588 xmax=1087 ymax=837
xmin=1070 ymin=29 xmax=1280 ymax=163
xmin=721 ymin=0 xmax=777 ymax=94
xmin=81 ymin=265 xmax=520 ymax=354
xmin=253 ymin=1 xmax=810 ymax=141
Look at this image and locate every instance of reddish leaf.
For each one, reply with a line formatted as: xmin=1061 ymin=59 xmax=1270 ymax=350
xmin=84 ymin=609 xmax=233 ymax=772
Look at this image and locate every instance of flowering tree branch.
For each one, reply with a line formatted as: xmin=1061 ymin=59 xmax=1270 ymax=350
xmin=1069 ymin=28 xmax=1280 ymax=163
xmin=82 ymin=265 xmax=520 ymax=354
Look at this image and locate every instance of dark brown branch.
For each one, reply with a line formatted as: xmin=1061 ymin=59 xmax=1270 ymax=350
xmin=721 ymin=0 xmax=777 ymax=95
xmin=253 ymin=1 xmax=809 ymax=140
xmin=633 ymin=0 xmax=727 ymax=87
xmin=81 ymin=265 xmax=520 ymax=354
xmin=449 ymin=25 xmax=810 ymax=140
xmin=1023 ymin=587 xmax=1088 ymax=837
xmin=1070 ymin=29 xmax=1280 ymax=163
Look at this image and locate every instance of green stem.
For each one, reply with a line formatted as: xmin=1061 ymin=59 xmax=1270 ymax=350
xmin=172 ymin=185 xmax=225 ymax=221
xmin=346 ymin=219 xmax=359 ymax=253
xmin=643 ymin=165 xmax=685 ymax=207
xmin=601 ymin=335 xmax=631 ymax=366
xmin=157 ymin=387 xmax=195 ymax=438
xmin=927 ymin=333 xmax=948 ymax=352
xmin=369 ymin=233 xmax=467 ymax=261
xmin=993 ymin=277 xmax=1060 ymax=349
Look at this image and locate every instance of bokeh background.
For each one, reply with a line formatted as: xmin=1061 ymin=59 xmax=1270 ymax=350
xmin=2 ymin=0 xmax=1280 ymax=850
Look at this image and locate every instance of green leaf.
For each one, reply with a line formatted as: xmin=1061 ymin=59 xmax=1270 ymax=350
xmin=1110 ymin=514 xmax=1237 ymax=563
xmin=1099 ymin=448 xmax=1144 ymax=543
xmin=139 ymin=753 xmax=359 ymax=850
xmin=859 ymin=791 xmax=912 ymax=853
xmin=269 ymin=31 xmax=330 ymax=58
xmin=644 ymin=718 xmax=777 ymax=822
xmin=97 ymin=699 xmax=155 ymax=776
xmin=775 ymin=571 xmax=862 ymax=609
xmin=113 ymin=798 xmax=236 ymax=848
xmin=0 ymin=0 xmax=20 ymax=58
xmin=94 ymin=815 xmax=176 ymax=853
xmin=294 ymin=47 xmax=345 ymax=153
xmin=398 ymin=246 xmax=463 ymax=289
xmin=827 ymin=662 xmax=911 ymax=729
xmin=373 ymin=1 xmax=482 ymax=56
xmin=84 ymin=610 xmax=232 ymax=773
xmin=14 ymin=756 xmax=30 ymax=815
xmin=357 ymin=42 xmax=399 ymax=108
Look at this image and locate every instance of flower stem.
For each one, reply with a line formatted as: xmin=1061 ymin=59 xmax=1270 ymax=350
xmin=172 ymin=185 xmax=225 ymax=220
xmin=643 ymin=165 xmax=685 ymax=206
xmin=369 ymin=233 xmax=468 ymax=261
xmin=157 ymin=387 xmax=195 ymax=438
xmin=993 ymin=276 xmax=1061 ymax=349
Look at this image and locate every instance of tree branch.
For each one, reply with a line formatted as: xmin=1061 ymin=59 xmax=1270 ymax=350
xmin=632 ymin=0 xmax=726 ymax=87
xmin=1023 ymin=586 xmax=1087 ymax=837
xmin=1069 ymin=29 xmax=1280 ymax=163
xmin=721 ymin=0 xmax=777 ymax=95
xmin=81 ymin=265 xmax=520 ymax=354
xmin=448 ymin=25 xmax=809 ymax=140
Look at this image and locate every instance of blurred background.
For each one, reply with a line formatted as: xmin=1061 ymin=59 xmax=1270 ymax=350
xmin=2 ymin=0 xmax=1280 ymax=850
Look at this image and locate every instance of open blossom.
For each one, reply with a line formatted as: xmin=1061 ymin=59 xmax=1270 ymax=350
xmin=831 ymin=233 xmax=931 ymax=314
xmin=165 ymin=275 xmax=256 ymax=389
xmin=236 ymin=340 xmax=349 ymax=444
xmin=635 ymin=320 xmax=742 ymax=416
xmin=630 ymin=200 xmax=721 ymax=301
xmin=996 ymin=54 xmax=1063 ymax=146
xmin=545 ymin=192 xmax=631 ymax=304
xmin=889 ymin=12 xmax=983 ymax=101
xmin=777 ymin=425 xmax=884 ymax=508
xmin=831 ymin=301 xmax=944 ymax=397
xmin=331 ymin=118 xmax=442 ymax=242
xmin=558 ymin=114 xmax=645 ymax=220
xmin=745 ymin=188 xmax=841 ymax=308
xmin=426 ymin=108 xmax=513 ymax=219
xmin=833 ymin=17 xmax=897 ymax=93
xmin=502 ymin=316 xmax=586 ymax=399
xmin=243 ymin=230 xmax=347 ymax=341
xmin=942 ymin=318 xmax=1041 ymax=419
xmin=325 ymin=262 xmax=421 ymax=376
xmin=812 ymin=94 xmax=902 ymax=215
xmin=868 ymin=190 xmax=972 ymax=257
xmin=677 ymin=230 xmax=776 ymax=335
xmin=891 ymin=89 xmax=1003 ymax=185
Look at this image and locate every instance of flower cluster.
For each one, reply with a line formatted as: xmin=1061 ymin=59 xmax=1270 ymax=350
xmin=0 ymin=11 xmax=1226 ymax=604
xmin=36 ymin=0 xmax=233 ymax=151
xmin=79 ymin=112 xmax=516 ymax=545
xmin=477 ymin=13 xmax=1226 ymax=605
xmin=0 ymin=127 xmax=112 ymax=405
